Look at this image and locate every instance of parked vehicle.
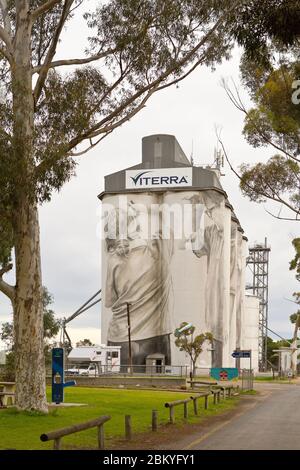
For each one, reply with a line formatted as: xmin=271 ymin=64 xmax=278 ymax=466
xmin=65 ymin=363 xmax=98 ymax=376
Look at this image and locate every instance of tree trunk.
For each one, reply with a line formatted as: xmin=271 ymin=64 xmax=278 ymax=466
xmin=13 ymin=198 xmax=47 ymax=412
xmin=192 ymin=359 xmax=196 ymax=379
xmin=10 ymin=1 xmax=47 ymax=412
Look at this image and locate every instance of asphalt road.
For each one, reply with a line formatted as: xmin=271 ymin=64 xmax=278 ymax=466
xmin=169 ymin=383 xmax=300 ymax=450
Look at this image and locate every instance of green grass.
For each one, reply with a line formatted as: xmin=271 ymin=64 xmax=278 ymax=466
xmin=254 ymin=376 xmax=293 ymax=383
xmin=240 ymin=389 xmax=258 ymax=395
xmin=0 ymin=387 xmax=239 ymax=450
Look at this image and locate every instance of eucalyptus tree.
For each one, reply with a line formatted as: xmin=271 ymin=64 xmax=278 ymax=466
xmin=221 ymin=0 xmax=300 ymax=221
xmin=0 ymin=0 xmax=240 ymax=411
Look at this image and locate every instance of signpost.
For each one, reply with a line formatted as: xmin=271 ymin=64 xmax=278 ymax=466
xmin=232 ymin=350 xmax=253 ymax=390
xmin=52 ymin=348 xmax=76 ymax=404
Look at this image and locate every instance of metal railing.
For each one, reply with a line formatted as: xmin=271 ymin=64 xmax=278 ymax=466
xmin=64 ymin=363 xmax=190 ymax=377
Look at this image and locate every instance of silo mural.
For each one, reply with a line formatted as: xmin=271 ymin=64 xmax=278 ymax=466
xmin=229 ymin=220 xmax=238 ymax=360
xmin=102 ymin=189 xmax=228 ymax=367
xmin=236 ymin=230 xmax=244 ymax=349
xmin=99 ymin=134 xmax=259 ymax=370
xmin=102 ymin=193 xmax=174 ymax=365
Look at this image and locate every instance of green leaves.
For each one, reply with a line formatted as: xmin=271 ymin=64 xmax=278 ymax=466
xmin=239 ymin=156 xmax=300 ymax=209
xmin=236 ymin=58 xmax=300 ymax=218
xmin=174 ymin=323 xmax=213 ymax=364
xmin=290 ymin=238 xmax=300 ymax=282
xmin=229 ymin=0 xmax=300 ymax=64
xmin=0 ymin=0 xmax=240 ymax=277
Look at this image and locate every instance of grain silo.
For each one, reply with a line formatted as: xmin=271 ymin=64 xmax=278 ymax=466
xmin=99 ymin=134 xmax=259 ymax=370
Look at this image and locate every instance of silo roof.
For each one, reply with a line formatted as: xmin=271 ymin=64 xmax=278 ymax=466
xmin=98 ymin=134 xmax=245 ymax=233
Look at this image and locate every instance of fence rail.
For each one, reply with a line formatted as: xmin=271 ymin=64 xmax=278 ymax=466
xmin=40 ymin=415 xmax=111 ymax=450
xmin=164 ymin=389 xmax=220 ymax=423
xmin=190 ymin=392 xmax=210 ymax=414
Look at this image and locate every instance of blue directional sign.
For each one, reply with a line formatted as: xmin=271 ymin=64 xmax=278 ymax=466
xmin=52 ymin=348 xmax=76 ymax=404
xmin=232 ymin=350 xmax=251 ymax=359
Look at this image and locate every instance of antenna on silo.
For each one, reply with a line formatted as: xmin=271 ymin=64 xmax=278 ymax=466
xmin=190 ymin=139 xmax=194 ymax=166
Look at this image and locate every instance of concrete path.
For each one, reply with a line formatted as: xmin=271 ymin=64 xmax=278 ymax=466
xmin=164 ymin=383 xmax=300 ymax=450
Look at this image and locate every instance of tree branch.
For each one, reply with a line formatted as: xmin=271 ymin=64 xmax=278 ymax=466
xmin=0 ymin=44 xmax=12 ymax=63
xmin=0 ymin=0 xmax=12 ymax=35
xmin=33 ymin=0 xmax=74 ymax=105
xmin=0 ymin=25 xmax=12 ymax=55
xmin=32 ymin=50 xmax=115 ymax=74
xmin=69 ymin=133 xmax=111 ymax=157
xmin=218 ymin=134 xmax=300 ymax=219
xmin=81 ymin=1 xmax=240 ymax=140
xmin=31 ymin=0 xmax=62 ymax=20
xmin=35 ymin=0 xmax=241 ymax=171
xmin=68 ymin=85 xmax=158 ymax=149
xmin=157 ymin=53 xmax=206 ymax=91
xmin=264 ymin=207 xmax=300 ymax=221
xmin=222 ymin=78 xmax=300 ymax=163
xmin=0 ymin=263 xmax=15 ymax=301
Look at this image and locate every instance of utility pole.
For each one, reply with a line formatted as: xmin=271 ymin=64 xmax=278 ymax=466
xmin=291 ymin=313 xmax=300 ymax=377
xmin=126 ymin=303 xmax=133 ymax=375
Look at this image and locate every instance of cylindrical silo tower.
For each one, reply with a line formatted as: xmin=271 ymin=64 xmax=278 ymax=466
xmin=98 ymin=134 xmax=254 ymax=370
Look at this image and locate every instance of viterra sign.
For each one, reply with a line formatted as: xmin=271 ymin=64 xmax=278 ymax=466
xmin=126 ymin=168 xmax=193 ymax=189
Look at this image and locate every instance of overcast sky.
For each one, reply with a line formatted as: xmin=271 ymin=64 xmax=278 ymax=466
xmin=0 ymin=3 xmax=299 ymax=347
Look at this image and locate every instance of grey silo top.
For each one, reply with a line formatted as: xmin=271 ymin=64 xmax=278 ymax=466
xmin=98 ymin=134 xmax=244 ymax=233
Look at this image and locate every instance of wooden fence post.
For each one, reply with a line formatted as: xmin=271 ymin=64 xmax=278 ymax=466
xmin=184 ymin=401 xmax=188 ymax=419
xmin=204 ymin=395 xmax=208 ymax=410
xmin=97 ymin=425 xmax=104 ymax=450
xmin=53 ymin=438 xmax=61 ymax=450
xmin=169 ymin=406 xmax=175 ymax=424
xmin=152 ymin=410 xmax=158 ymax=432
xmin=125 ymin=415 xmax=132 ymax=440
xmin=193 ymin=398 xmax=198 ymax=416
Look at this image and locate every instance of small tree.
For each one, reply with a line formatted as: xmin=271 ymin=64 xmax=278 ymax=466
xmin=76 ymin=338 xmax=94 ymax=347
xmin=174 ymin=322 xmax=213 ymax=378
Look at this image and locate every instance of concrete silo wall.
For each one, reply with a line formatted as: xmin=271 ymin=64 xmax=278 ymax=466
xmin=101 ymin=188 xmax=232 ymax=368
xmin=235 ymin=231 xmax=247 ymax=353
xmin=229 ymin=220 xmax=238 ymax=366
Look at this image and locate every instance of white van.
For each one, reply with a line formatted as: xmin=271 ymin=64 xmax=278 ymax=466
xmin=65 ymin=363 xmax=98 ymax=376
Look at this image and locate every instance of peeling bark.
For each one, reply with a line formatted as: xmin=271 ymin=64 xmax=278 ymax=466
xmin=11 ymin=1 xmax=47 ymax=413
xmin=13 ymin=198 xmax=47 ymax=413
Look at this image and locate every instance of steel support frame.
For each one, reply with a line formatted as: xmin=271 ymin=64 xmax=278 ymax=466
xmin=246 ymin=240 xmax=270 ymax=371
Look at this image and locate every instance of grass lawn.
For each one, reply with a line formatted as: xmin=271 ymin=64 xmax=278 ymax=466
xmin=0 ymin=387 xmax=239 ymax=450
xmin=254 ymin=376 xmax=293 ymax=383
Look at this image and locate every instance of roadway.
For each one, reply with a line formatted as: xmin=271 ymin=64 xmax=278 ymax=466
xmin=163 ymin=382 xmax=300 ymax=450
